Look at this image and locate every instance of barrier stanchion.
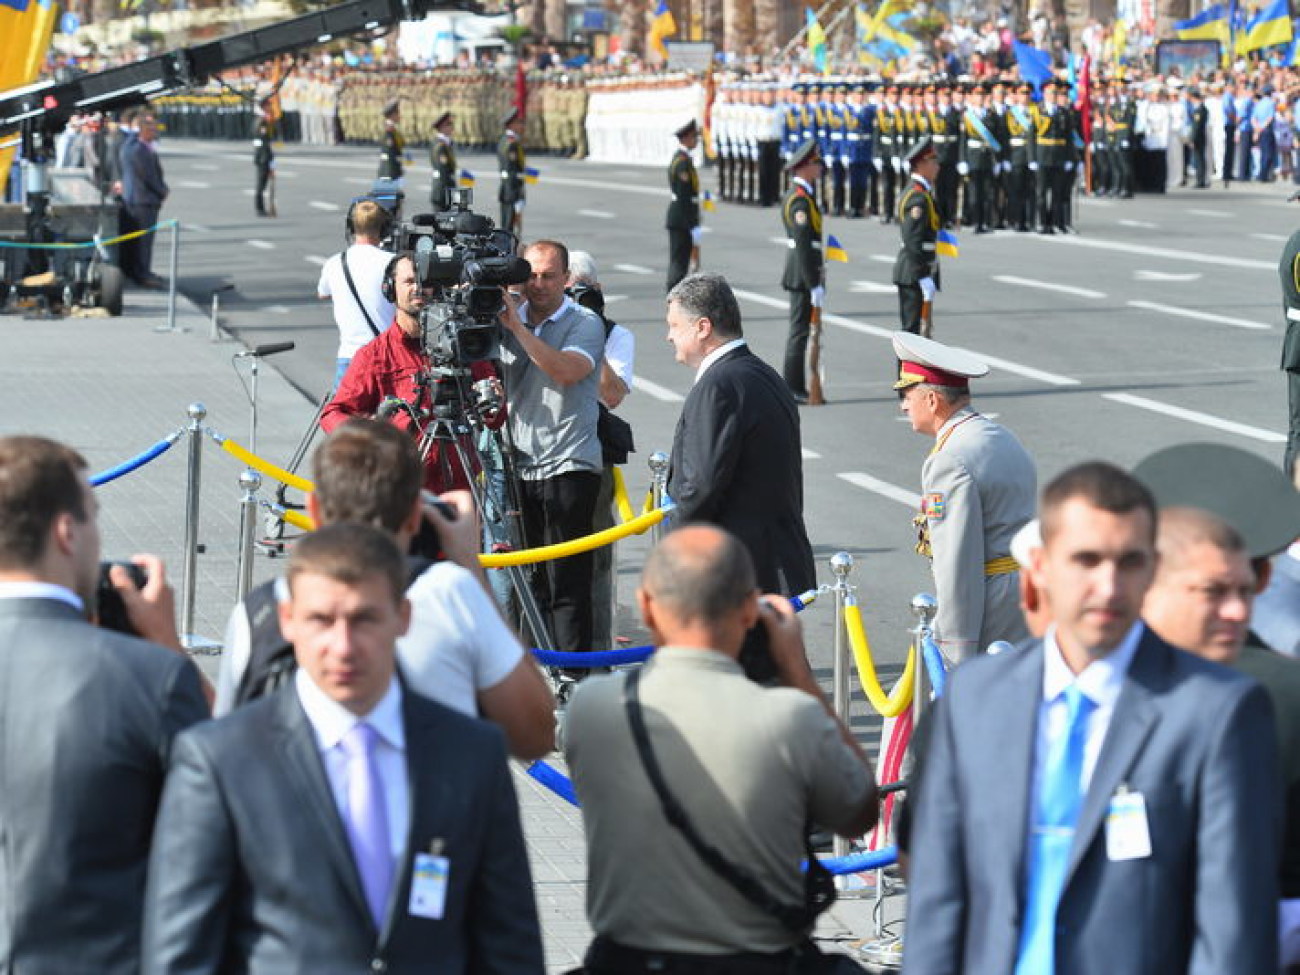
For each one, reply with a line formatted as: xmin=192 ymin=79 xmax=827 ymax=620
xmin=829 ymin=551 xmax=855 ymax=869
xmin=160 ymin=221 xmax=181 ymax=334
xmin=210 ymin=283 xmax=234 ymax=343
xmin=179 ymin=403 xmax=217 ymax=653
xmin=648 ymin=451 xmax=669 ymax=545
xmin=235 ymin=470 xmax=262 ymax=602
xmin=910 ymin=593 xmax=937 ymax=730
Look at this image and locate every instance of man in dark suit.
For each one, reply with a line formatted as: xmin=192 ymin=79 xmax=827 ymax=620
xmin=119 ymin=110 xmax=169 ymax=287
xmin=0 ymin=435 xmax=209 ymax=974
xmin=903 ymin=461 xmax=1280 ymax=975
xmin=665 ymin=118 xmax=701 ymax=294
xmin=779 ymin=139 xmax=825 ymax=403
xmin=144 ymin=522 xmax=543 ymax=975
xmin=664 ymin=272 xmax=816 ymax=680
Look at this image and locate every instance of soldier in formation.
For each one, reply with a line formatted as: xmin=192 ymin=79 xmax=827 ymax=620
xmin=428 ymin=110 xmax=456 ymax=211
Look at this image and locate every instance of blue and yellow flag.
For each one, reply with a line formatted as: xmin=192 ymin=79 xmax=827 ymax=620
xmin=936 ymin=229 xmax=959 ymax=258
xmin=806 ymin=8 xmax=828 ymax=74
xmin=458 ymin=169 xmax=476 ymax=187
xmin=826 ymin=234 xmax=849 ymax=263
xmin=524 ymin=166 xmax=540 ymax=185
xmin=1239 ymin=0 xmax=1292 ymax=51
xmin=650 ymin=0 xmax=677 ymax=59
xmin=702 ymin=189 xmax=716 ymax=212
xmin=1174 ymin=3 xmax=1231 ymax=44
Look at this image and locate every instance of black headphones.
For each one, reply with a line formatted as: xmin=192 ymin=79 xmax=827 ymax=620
xmin=345 ymin=196 xmax=394 ymax=244
xmin=381 ymin=252 xmax=413 ymax=303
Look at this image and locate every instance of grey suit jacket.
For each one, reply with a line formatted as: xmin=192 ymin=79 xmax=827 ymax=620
xmin=143 ymin=682 xmax=544 ymax=975
xmin=0 ymin=596 xmax=208 ymax=975
xmin=903 ymin=626 xmax=1280 ymax=975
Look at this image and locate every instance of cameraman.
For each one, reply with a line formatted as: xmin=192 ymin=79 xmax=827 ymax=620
xmin=321 ymin=253 xmax=505 ymax=493
xmin=567 ymin=251 xmax=634 ymax=652
xmin=317 ymin=199 xmax=395 ymax=388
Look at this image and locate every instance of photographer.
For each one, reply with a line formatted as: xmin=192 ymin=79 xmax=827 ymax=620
xmin=321 ymin=253 xmax=505 ymax=493
xmin=0 ymin=435 xmax=209 ymax=975
xmin=214 ymin=420 xmax=555 ymax=761
xmin=565 ymin=526 xmax=877 ymax=971
xmin=316 ymin=199 xmax=394 ymax=387
xmin=498 ymin=239 xmax=605 ymax=662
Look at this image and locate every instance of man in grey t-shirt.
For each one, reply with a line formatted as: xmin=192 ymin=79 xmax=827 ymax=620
xmin=499 ymin=239 xmax=605 ymax=661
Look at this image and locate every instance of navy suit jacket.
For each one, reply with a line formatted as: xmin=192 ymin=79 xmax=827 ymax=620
xmin=143 ymin=682 xmax=544 ymax=974
xmin=903 ymin=626 xmax=1280 ymax=975
xmin=666 ymin=344 xmax=815 ymax=595
xmin=121 ymin=135 xmax=168 ymax=209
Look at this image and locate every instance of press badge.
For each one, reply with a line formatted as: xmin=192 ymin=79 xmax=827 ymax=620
xmin=409 ymin=849 xmax=450 ymax=920
xmin=1105 ymin=786 xmax=1152 ymax=862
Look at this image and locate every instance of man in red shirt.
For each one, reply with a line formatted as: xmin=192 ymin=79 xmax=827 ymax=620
xmin=321 ymin=254 xmax=503 ymax=492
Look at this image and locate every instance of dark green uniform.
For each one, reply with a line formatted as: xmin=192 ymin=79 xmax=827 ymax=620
xmin=429 ymin=135 xmax=456 ymax=209
xmin=497 ymin=131 xmax=525 ymax=233
xmin=378 ymin=120 xmax=404 ymax=180
xmin=892 ymin=175 xmax=940 ymax=334
xmin=780 ymin=178 xmax=823 ymax=399
xmin=665 ymin=147 xmax=700 ymax=293
xmin=1031 ymin=105 xmax=1070 ymax=233
xmin=1279 ymin=229 xmax=1300 ymax=476
xmin=252 ymin=117 xmax=274 ymax=217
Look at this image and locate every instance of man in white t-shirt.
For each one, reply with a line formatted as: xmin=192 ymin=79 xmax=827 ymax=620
xmin=213 ymin=419 xmax=556 ymax=760
xmin=317 ymin=199 xmax=395 ymax=387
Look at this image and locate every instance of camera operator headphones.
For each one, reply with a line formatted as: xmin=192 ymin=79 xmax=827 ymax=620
xmin=381 ymin=252 xmax=413 ymax=303
xmin=345 ymin=196 xmax=395 ymax=245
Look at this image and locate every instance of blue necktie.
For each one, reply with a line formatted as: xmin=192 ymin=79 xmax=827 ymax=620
xmin=1014 ymin=685 xmax=1098 ymax=975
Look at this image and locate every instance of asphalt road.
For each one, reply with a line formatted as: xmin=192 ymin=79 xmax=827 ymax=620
xmin=156 ymin=136 xmax=1297 ymax=729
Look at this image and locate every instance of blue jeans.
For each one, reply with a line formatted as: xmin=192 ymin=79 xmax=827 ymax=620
xmin=334 ymin=357 xmax=351 ymax=389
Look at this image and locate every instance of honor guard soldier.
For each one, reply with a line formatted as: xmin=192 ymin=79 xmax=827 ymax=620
xmin=934 ymin=84 xmax=960 ymax=226
xmin=666 ymin=119 xmax=702 ymax=293
xmin=498 ymin=106 xmax=526 ymax=236
xmin=377 ymin=97 xmax=404 ymax=180
xmin=1055 ymin=83 xmax=1081 ymax=233
xmin=1107 ymin=80 xmax=1137 ymax=197
xmin=1280 ymin=223 xmax=1300 ymax=477
xmin=780 ymin=139 xmax=825 ymax=404
xmin=1005 ymin=83 xmax=1035 ymax=231
xmin=781 ymin=83 xmax=804 ymax=174
xmin=846 ymin=83 xmax=873 ymax=218
xmin=893 ymin=332 xmax=1036 ymax=661
xmin=428 ymin=110 xmax=456 ymax=210
xmin=877 ymin=84 xmax=900 ymax=223
xmin=893 ymin=137 xmax=941 ymax=337
xmin=959 ymin=83 xmax=1000 ymax=234
xmin=757 ymin=83 xmax=784 ymax=206
xmin=1031 ymin=80 xmax=1070 ymax=234
xmin=252 ymin=104 xmax=274 ymax=218
xmin=827 ymin=83 xmax=849 ymax=216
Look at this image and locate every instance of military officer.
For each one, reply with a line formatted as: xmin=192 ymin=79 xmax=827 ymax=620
xmin=1280 ymin=225 xmax=1300 ymax=477
xmin=846 ymin=82 xmax=874 ymax=218
xmin=498 ymin=106 xmax=526 ymax=236
xmin=252 ymin=104 xmax=274 ymax=218
xmin=665 ymin=119 xmax=702 ymax=293
xmin=1031 ymin=80 xmax=1070 ymax=234
xmin=877 ymin=84 xmax=901 ymax=224
xmin=780 ymin=139 xmax=825 ymax=404
xmin=893 ymin=332 xmax=1037 ymax=662
xmin=826 ymin=83 xmax=849 ymax=216
xmin=893 ymin=137 xmax=941 ymax=337
xmin=1005 ymin=83 xmax=1035 ymax=232
xmin=377 ymin=97 xmax=404 ymax=180
xmin=934 ymin=84 xmax=961 ymax=226
xmin=959 ymin=83 xmax=999 ymax=234
xmin=428 ymin=110 xmax=456 ymax=211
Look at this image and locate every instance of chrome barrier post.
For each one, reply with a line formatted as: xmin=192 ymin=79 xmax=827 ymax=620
xmin=910 ymin=593 xmax=937 ymax=729
xmin=829 ymin=551 xmax=855 ymax=866
xmin=209 ymin=283 xmax=234 ymax=343
xmin=166 ymin=221 xmax=179 ymax=332
xmin=648 ymin=451 xmax=669 ymax=544
xmin=235 ymin=470 xmax=262 ymax=602
xmin=180 ymin=403 xmax=206 ymax=650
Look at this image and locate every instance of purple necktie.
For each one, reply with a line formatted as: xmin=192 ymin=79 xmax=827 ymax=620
xmin=340 ymin=722 xmax=394 ymax=927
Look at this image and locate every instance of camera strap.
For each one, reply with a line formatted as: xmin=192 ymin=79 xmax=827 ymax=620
xmin=621 ymin=667 xmax=835 ymax=933
xmin=341 ymin=249 xmax=380 ymax=338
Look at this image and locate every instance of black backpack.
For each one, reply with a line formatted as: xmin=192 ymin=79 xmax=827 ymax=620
xmin=233 ymin=556 xmax=433 ymax=707
xmin=596 ymin=316 xmax=635 ymax=466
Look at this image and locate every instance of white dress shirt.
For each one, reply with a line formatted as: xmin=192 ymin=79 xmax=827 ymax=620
xmin=295 ymin=669 xmax=410 ymax=864
xmin=0 ymin=581 xmax=84 ymax=612
xmin=695 ymin=338 xmax=746 ymax=383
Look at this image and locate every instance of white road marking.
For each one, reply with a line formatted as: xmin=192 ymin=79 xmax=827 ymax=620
xmin=1133 ymin=270 xmax=1202 ymax=282
xmin=182 ymin=223 xmax=211 ymax=233
xmin=849 ymin=280 xmax=896 ymax=293
xmin=344 ymin=176 xmax=371 ymax=185
xmin=241 ymin=188 xmax=255 ymax=196
xmin=992 ymin=275 xmax=1106 ymax=299
xmin=1187 ymin=208 xmax=1231 ymax=218
xmin=1040 ymin=234 xmax=1275 ymax=270
xmin=1085 ymin=198 xmax=1116 ymax=208
xmin=578 ymin=208 xmax=615 ymax=219
xmin=265 ymin=304 xmax=291 ymax=314
xmin=802 ymin=448 xmax=822 ymax=460
xmin=531 ymin=174 xmax=668 ymax=199
xmin=1119 ymin=219 xmax=1157 ymax=229
xmin=191 ymin=163 xmax=219 ymax=172
xmin=304 ymin=254 xmax=329 ymax=266
xmin=309 ymin=200 xmax=341 ymax=211
xmin=870 ymin=254 xmax=896 ymax=264
xmin=248 ymin=239 xmax=275 ymax=250
xmin=275 ymin=171 xmax=298 ymax=178
xmin=631 ymin=376 xmax=685 ymax=402
xmin=176 ymin=180 xmax=210 ymax=189
xmin=837 ymin=472 xmax=920 ymax=508
xmin=1102 ymin=393 xmax=1286 ymax=443
xmin=613 ymin=263 xmax=654 ymax=275
xmin=700 ymin=226 xmax=714 ymax=234
xmin=1127 ymin=300 xmax=1270 ymax=331
xmin=1253 ymin=232 xmax=1288 ymax=242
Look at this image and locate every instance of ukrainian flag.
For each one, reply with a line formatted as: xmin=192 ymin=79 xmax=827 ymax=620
xmin=649 ymin=0 xmax=677 ymax=59
xmin=826 ymin=235 xmax=849 ymax=263
xmin=524 ymin=166 xmax=540 ymax=185
xmin=702 ymin=190 xmax=716 ymax=212
xmin=936 ymin=229 xmax=959 ymax=258
xmin=807 ymin=8 xmax=828 ymax=74
xmin=458 ymin=169 xmax=476 ymax=187
xmin=1240 ymin=0 xmax=1292 ymax=51
xmin=1174 ymin=3 xmax=1231 ymax=44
